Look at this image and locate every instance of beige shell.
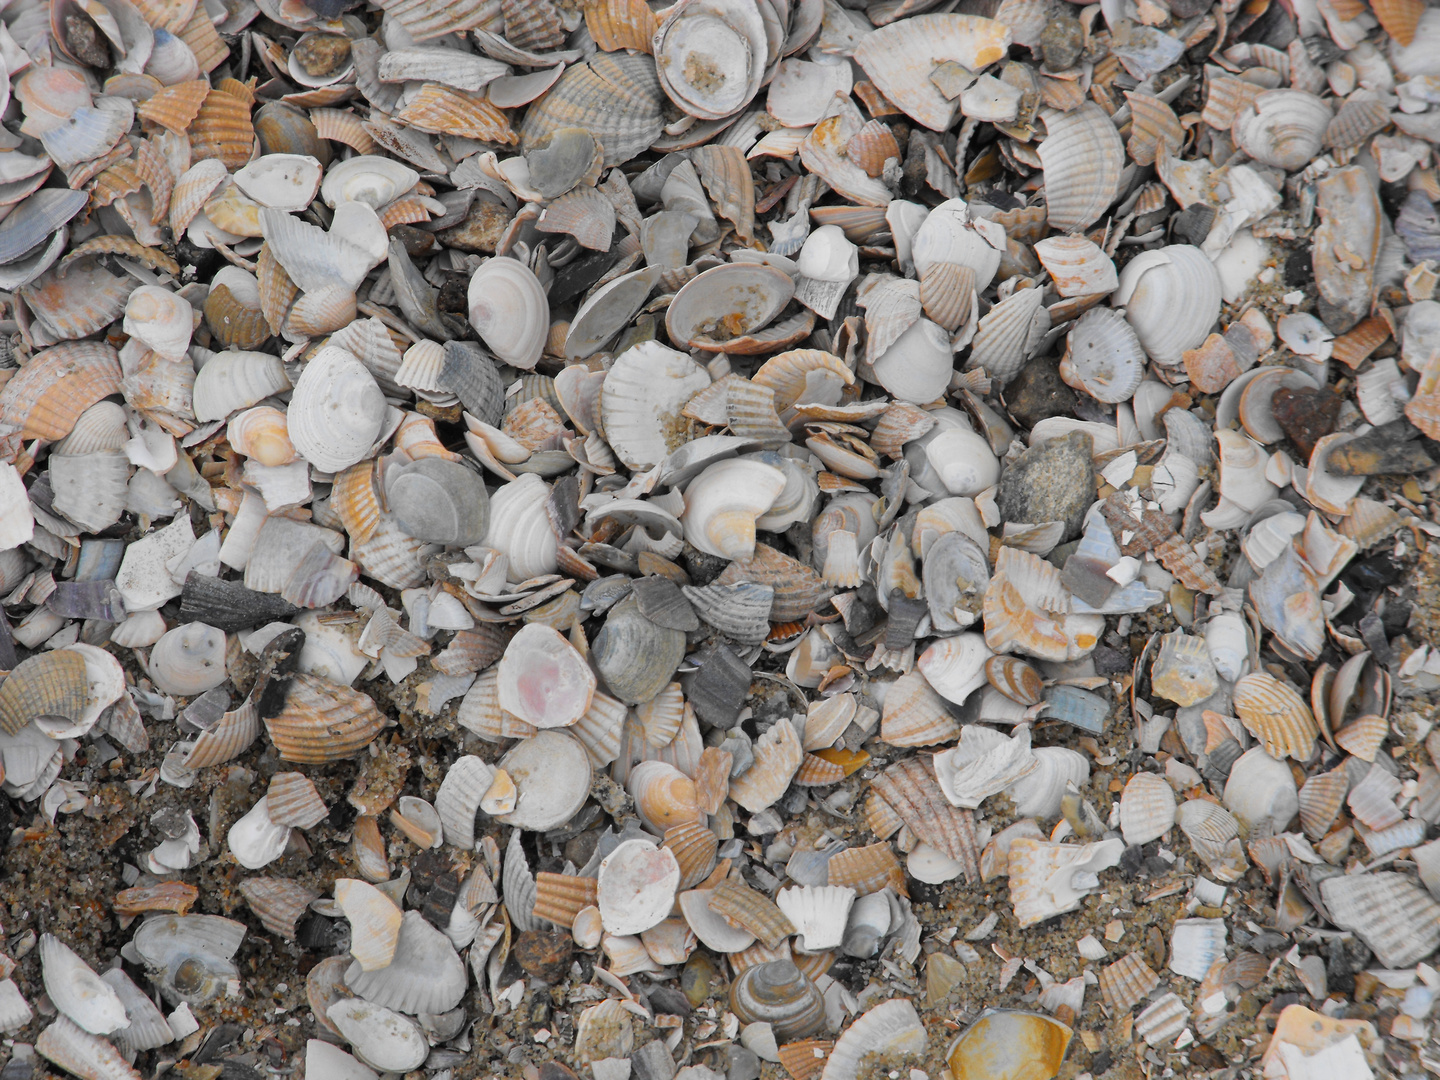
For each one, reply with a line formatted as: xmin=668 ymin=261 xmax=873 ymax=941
xmin=852 ymin=16 xmax=1012 ymax=131
xmin=1335 ymin=714 xmax=1388 ymax=762
xmin=827 ymin=843 xmax=907 ymax=897
xmin=663 ymin=820 xmax=719 ymax=890
xmin=266 ymin=772 xmax=328 ymax=829
xmin=872 ymin=758 xmax=978 ymax=875
xmin=334 ymin=878 xmax=403 ymax=971
xmin=264 ymin=673 xmax=387 ymax=763
xmin=879 ymin=669 xmax=960 ymax=747
xmin=1034 ymin=235 xmax=1117 ymax=298
xmin=968 ymin=285 xmax=1049 ymax=385
xmin=1038 ymin=104 xmax=1125 ymax=232
xmin=1233 ymin=89 xmax=1330 ymax=171
xmin=1298 ymin=768 xmax=1349 ymax=840
xmin=1118 ymin=772 xmax=1177 ymax=846
xmin=681 ymin=458 xmax=787 ymax=562
xmin=227 ymin=406 xmax=295 ymax=467
xmin=1233 ymin=672 xmax=1318 ymax=761
xmin=1113 ymin=245 xmax=1222 ymax=367
xmin=1098 ymin=951 xmax=1160 ymax=1012
xmin=1059 ymin=307 xmax=1146 ymax=405
xmin=1124 ymin=91 xmax=1183 ymax=167
xmin=240 ymin=878 xmax=318 ymax=940
xmin=709 ymin=878 xmax=796 ymax=949
xmin=728 ymin=716 xmax=804 ymax=812
xmin=467 ymin=257 xmax=548 ymax=369
xmin=627 ymin=760 xmax=704 ymax=833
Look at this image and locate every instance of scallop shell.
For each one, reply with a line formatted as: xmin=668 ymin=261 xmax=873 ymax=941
xmin=264 ymin=673 xmax=387 ymax=763
xmin=1233 ymin=672 xmax=1318 ymax=761
xmin=728 ymin=716 xmax=805 ymax=812
xmin=1319 ymin=873 xmax=1440 ymax=968
xmin=1112 ymin=245 xmax=1222 ymax=366
xmin=916 ymin=633 xmax=992 ymax=706
xmin=532 ymin=872 xmax=599 ymax=929
xmin=823 ymin=999 xmax=928 ymax=1080
xmin=519 ymin=52 xmax=665 ymax=168
xmin=0 ymin=341 xmax=122 ymax=442
xmin=0 ymin=650 xmax=90 ymax=736
xmin=1038 ymin=103 xmax=1125 ymax=232
xmin=968 ymin=286 xmax=1049 ymax=386
xmin=716 ymin=543 xmax=831 ymax=622
xmin=1008 ymin=836 xmax=1125 ymax=928
xmin=36 ymin=1016 xmax=141 ymax=1080
xmin=1058 ymin=307 xmax=1145 ymax=404
xmin=1034 ymin=235 xmax=1118 ymax=298
xmin=880 ymin=669 xmax=960 ymax=748
xmin=1119 ymin=772 xmax=1177 ymax=846
xmin=192 ymin=350 xmax=290 ymax=422
xmin=872 ymin=758 xmax=979 ymax=875
xmin=189 ymin=86 xmax=253 ymax=168
xmin=1124 ymin=91 xmax=1183 ymax=167
xmin=240 ymin=878 xmax=318 ymax=940
xmin=483 ymin=473 xmax=557 ymax=580
xmin=1098 ymin=951 xmax=1160 ymax=1012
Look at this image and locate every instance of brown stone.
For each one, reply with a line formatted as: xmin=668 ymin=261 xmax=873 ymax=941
xmin=1272 ymin=385 xmax=1341 ymax=460
xmin=514 ymin=927 xmax=574 ymax=983
xmin=437 ymin=197 xmax=513 ymax=253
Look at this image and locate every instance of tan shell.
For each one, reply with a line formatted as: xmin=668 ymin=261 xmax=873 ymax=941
xmin=709 ymin=878 xmax=796 ymax=949
xmin=266 ymin=772 xmax=328 ymax=829
xmin=1335 ymin=714 xmax=1388 ymax=762
xmin=532 ymin=872 xmax=599 ymax=928
xmin=627 ymin=760 xmax=705 ymax=833
xmin=872 ymin=758 xmax=978 ymax=877
xmin=1233 ymin=672 xmax=1318 ymax=761
xmin=1098 ymin=952 xmax=1159 ymax=1012
xmin=264 ymin=673 xmax=387 ymax=763
xmin=727 ymin=717 xmax=804 ymax=812
xmin=189 ymin=87 xmax=254 ymax=167
xmin=880 ymin=670 xmax=961 ymax=747
xmin=0 ymin=342 xmax=123 ymax=443
xmin=1124 ymin=91 xmax=1183 ymax=167
xmin=827 ymin=843 xmax=907 ymax=897
xmin=984 ymin=655 xmax=1044 ymax=707
xmin=663 ymin=820 xmax=719 ymax=890
xmin=1298 ymin=768 xmax=1349 ymax=840
xmin=240 ymin=878 xmax=318 ymax=940
xmin=851 ymin=15 xmax=1012 ymax=131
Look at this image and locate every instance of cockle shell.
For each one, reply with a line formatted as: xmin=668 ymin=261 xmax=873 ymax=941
xmin=496 ymin=623 xmax=595 ymax=729
xmin=1059 ymin=307 xmax=1146 ymax=404
xmin=1038 ymin=103 xmax=1126 ymax=232
xmin=601 ymin=340 xmax=711 ymax=469
xmin=1222 ymin=747 xmax=1298 ymax=834
xmin=1233 ymin=90 xmax=1331 ymax=171
xmin=1233 ymin=672 xmax=1318 ymax=761
xmin=1113 ymin=245 xmax=1222 ymax=366
xmin=1118 ymin=772 xmax=1177 ymax=846
xmin=597 ymin=838 xmax=681 ymax=935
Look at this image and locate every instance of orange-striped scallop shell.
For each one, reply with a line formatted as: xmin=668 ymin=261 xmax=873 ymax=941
xmin=263 ymin=673 xmax=387 ymax=763
xmin=190 ymin=87 xmax=255 ymax=167
xmin=1232 ymin=672 xmax=1318 ymax=761
xmin=0 ymin=341 xmax=122 ymax=443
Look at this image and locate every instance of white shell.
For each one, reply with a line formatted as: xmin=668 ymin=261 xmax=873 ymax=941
xmin=653 ymin=0 xmax=768 ymax=120
xmin=1060 ymin=307 xmax=1146 ymax=404
xmin=467 ymin=258 xmax=548 ymax=370
xmin=601 ymin=341 xmax=711 ymax=469
xmin=497 ymin=624 xmax=596 ymax=729
xmin=924 ymin=427 xmax=1000 ymax=497
xmin=820 ymin=999 xmax=928 ymax=1080
xmin=597 ymin=839 xmax=681 ymax=936
xmin=482 ymin=474 xmax=557 ymax=580
xmin=681 ymin=458 xmax=787 ymax=561
xmin=933 ymin=724 xmax=1039 ymax=809
xmin=192 ymin=351 xmax=291 ymax=422
xmin=1223 ymin=746 xmax=1298 ymax=834
xmin=306 ymin=1041 xmax=378 ymax=1080
xmin=776 ymin=885 xmax=857 ymax=952
xmin=233 ymin=154 xmax=323 ymax=211
xmin=123 ymin=287 xmax=193 ymax=360
xmin=1112 ymin=245 xmax=1222 ymax=365
xmin=344 ymin=911 xmax=466 ymax=1015
xmin=228 ymin=797 xmax=292 ymax=870
xmin=916 ymin=632 xmax=993 ymax=704
xmin=1233 ymin=90 xmax=1331 ymax=171
xmin=148 ymin=622 xmax=227 ymax=697
xmin=1169 ymin=918 xmax=1227 ymax=981
xmin=1005 ymin=746 xmax=1091 ymax=818
xmin=321 ymin=156 xmax=419 ymax=209
xmin=326 ymin=999 xmax=428 ymax=1073
xmin=287 ymin=346 xmax=387 ymax=473
xmin=911 ymin=199 xmax=1005 ymax=291
xmin=39 ymin=935 xmax=128 ymax=1035
xmin=870 ymin=316 xmax=953 ymax=404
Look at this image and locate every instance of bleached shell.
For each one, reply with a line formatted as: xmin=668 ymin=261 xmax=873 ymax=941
xmin=1119 ymin=772 xmax=1177 ymax=846
xmin=1112 ymin=245 xmax=1222 ymax=366
xmin=327 ymin=999 xmax=427 ymax=1074
xmin=911 ymin=200 xmax=1005 ymax=290
xmin=493 ymin=728 xmax=592 ymax=831
xmin=483 ymin=473 xmax=557 ymax=580
xmin=53 ymin=401 xmax=128 ymax=456
xmin=880 ymin=669 xmax=960 ymax=748
xmin=259 ymin=202 xmax=388 ymax=295
xmin=1005 ymin=746 xmax=1090 ymax=819
xmin=933 ymin=725 xmax=1038 ymax=810
xmin=496 ymin=623 xmax=595 ymax=729
xmin=821 ymin=998 xmax=927 ymax=1080
xmin=679 ymin=889 xmax=757 ymax=952
xmin=1059 ymin=307 xmax=1145 ymax=404
xmin=1134 ymin=993 xmax=1188 ymax=1047
xmin=1222 ymin=747 xmax=1298 ymax=834
xmin=852 ymin=16 xmax=1011 ymax=131
xmin=100 ymin=969 xmax=170 ymax=1054
xmin=305 ymin=1042 xmax=375 ymax=1080
xmin=321 ymin=155 xmax=418 ymax=209
xmin=1034 ymin=235 xmax=1118 ymax=298
xmin=49 ymin=452 xmax=130 ymax=534
xmin=520 ymin=53 xmax=665 ymax=169
xmin=192 ymin=350 xmax=290 ymax=422
xmin=1008 ymin=836 xmax=1125 ymax=928
xmin=916 ymin=632 xmax=992 ymax=706
xmin=1125 ymin=91 xmax=1183 ymax=166
xmin=1038 ymin=104 xmax=1125 ymax=232
xmin=573 ymin=998 xmax=635 ymax=1063
xmin=434 ymin=755 xmax=495 ymax=850
xmin=1321 ymin=872 xmax=1440 ymax=968
xmin=870 ymin=316 xmax=953 ymax=403
xmin=344 ymin=911 xmax=466 ymax=1015
xmin=681 ymin=458 xmax=786 ymax=561
xmin=968 ymin=286 xmax=1049 ymax=385
xmin=1151 ymin=631 xmax=1219 ymax=708
xmin=36 ymin=1016 xmax=141 ymax=1080
xmin=227 ymin=797 xmax=291 ymax=870
xmin=597 ymin=838 xmax=681 ymax=935
xmin=666 ymin=263 xmax=796 ymax=352
xmin=1233 ymin=672 xmax=1318 ymax=761
xmin=0 ymin=342 xmax=123 ymax=443
xmin=1098 ymin=952 xmax=1159 ymax=1012
xmin=1306 ymin=433 xmax=1366 ymax=516
xmin=925 ymin=427 xmax=1001 ymax=498
xmin=40 ymin=935 xmax=128 ymax=1035
xmin=652 ymin=0 xmax=767 ymax=121
xmin=467 ymin=257 xmax=548 ymax=369
xmin=601 ymin=340 xmax=711 ymax=469
xmin=123 ymin=286 xmax=193 ymax=360
xmin=1233 ymin=90 xmax=1331 ymax=171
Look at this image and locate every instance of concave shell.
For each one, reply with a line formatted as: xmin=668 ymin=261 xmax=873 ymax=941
xmin=600 ymin=340 xmax=710 ymax=469
xmin=596 ymin=838 xmax=680 ymax=935
xmin=40 ymin=935 xmax=128 ymax=1035
xmin=1118 ymin=772 xmax=1177 ymax=846
xmin=652 ymin=0 xmax=767 ymax=121
xmin=1034 ymin=235 xmax=1117 ymax=298
xmin=497 ymin=623 xmax=595 ymax=729
xmin=666 ymin=263 xmax=795 ymax=353
xmin=483 ymin=473 xmax=557 ymax=580
xmin=467 ymin=257 xmax=548 ymax=369
xmin=285 ymin=346 xmax=386 ymax=473
xmin=663 ymin=820 xmax=719 ymax=890
xmin=264 ymin=673 xmax=387 ymax=763
xmin=344 ymin=911 xmax=466 ymax=1015
xmin=0 ymin=341 xmax=122 ymax=442
xmin=1038 ymin=104 xmax=1125 ymax=232
xmin=1319 ymin=872 xmax=1440 ymax=968
xmin=627 ymin=760 xmax=703 ymax=832
xmin=192 ymin=350 xmax=290 ymax=422
xmin=916 ymin=633 xmax=992 ymax=706
xmin=36 ymin=1016 xmax=141 ymax=1080
xmin=1221 ymin=747 xmax=1298 ymax=835
xmin=852 ymin=16 xmax=1011 ymax=131
xmin=1059 ymin=307 xmax=1145 ymax=404
xmin=233 ymin=154 xmax=321 ymax=211
xmin=821 ymin=998 xmax=928 ymax=1080
xmin=327 ymin=999 xmax=427 ymax=1074
xmin=0 ymin=650 xmax=89 ymax=736
xmin=945 ymin=1010 xmax=1072 ymax=1080
xmin=335 ymin=878 xmax=404 ymax=971
xmin=384 ymin=457 xmax=489 ymax=546
xmin=731 ymin=960 xmax=826 ymax=1041
xmin=1112 ymin=245 xmax=1222 ymax=366
xmin=189 ymin=87 xmax=254 ymax=168
xmin=149 ymin=621 xmax=227 ymax=696
xmin=1233 ymin=90 xmax=1331 ymax=171
xmin=493 ymin=728 xmax=592 ymax=830
xmin=519 ymin=53 xmax=665 ymax=168
xmin=1098 ymin=952 xmax=1159 ymax=1012
xmin=881 ymin=669 xmax=961 ymax=748
xmin=1233 ymin=672 xmax=1318 ymax=761
xmin=967 ymin=286 xmax=1049 ymax=386
xmin=681 ymin=458 xmax=786 ymax=561
xmin=872 ymin=315 xmax=954 ymax=402
xmin=728 ymin=716 xmax=804 ymax=812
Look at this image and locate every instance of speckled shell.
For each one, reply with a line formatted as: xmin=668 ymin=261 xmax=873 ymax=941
xmin=1059 ymin=307 xmax=1146 ymax=404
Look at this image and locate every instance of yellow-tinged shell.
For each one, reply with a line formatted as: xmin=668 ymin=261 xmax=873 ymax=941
xmin=727 ymin=716 xmax=805 ymax=812
xmin=264 ymin=673 xmax=388 ymax=763
xmin=627 ymin=760 xmax=704 ymax=833
xmin=0 ymin=651 xmax=90 ymax=736
xmin=751 ymin=349 xmax=853 ymax=410
xmin=205 ymin=283 xmax=271 ymax=349
xmin=396 ymin=84 xmax=517 ymax=143
xmin=137 ymin=80 xmax=210 ymax=133
xmin=532 ymin=872 xmax=599 ymax=928
xmin=1233 ymin=672 xmax=1318 ymax=761
xmin=709 ymin=878 xmax=797 ymax=949
xmin=584 ymin=0 xmax=656 ymax=52
xmin=827 ymin=843 xmax=907 ymax=896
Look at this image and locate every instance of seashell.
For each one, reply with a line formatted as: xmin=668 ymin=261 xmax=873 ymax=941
xmin=967 ymin=286 xmax=1049 ymax=386
xmin=794 ymin=225 xmax=859 ymax=319
xmin=0 ymin=341 xmax=123 ymax=443
xmin=1034 ymin=235 xmax=1117 ymax=298
xmin=924 ymin=427 xmax=1001 ymax=497
xmin=652 ymin=0 xmax=767 ymax=121
xmin=1118 ymin=772 xmax=1177 ymax=846
xmin=267 ymin=772 xmax=328 ymax=829
xmin=264 ymin=673 xmax=387 ymax=763
xmin=345 ymin=910 xmax=466 ymax=1015
xmin=880 ymin=669 xmax=961 ymax=748
xmin=36 ymin=1016 xmax=141 ymax=1080
xmin=1098 ymin=952 xmax=1160 ymax=1012
xmin=663 ymin=820 xmax=719 ymax=890
xmin=285 ymin=346 xmax=387 ymax=473
xmin=852 ymin=16 xmax=1011 ymax=130
xmin=1008 ymin=836 xmax=1124 ymax=928
xmin=1124 ymin=91 xmax=1183 ymax=167
xmin=871 ymin=315 xmax=954 ymax=403
xmin=627 ymin=759 xmax=704 ymax=833
xmin=520 ymin=53 xmax=665 ymax=168
xmin=1319 ymin=873 xmax=1440 ymax=968
xmin=467 ymin=257 xmax=548 ymax=370
xmin=204 ymin=268 xmax=270 ymax=350
xmin=227 ymin=406 xmax=295 ymax=467
xmin=40 ymin=934 xmax=128 ymax=1035
xmin=434 ymin=755 xmax=494 ymax=850
xmin=916 ymin=633 xmax=992 ymax=706
xmin=985 ymin=656 xmax=1044 ymax=708
xmin=327 ymin=999 xmax=427 ymax=1074
xmin=1222 ymin=747 xmax=1298 ymax=835
xmin=149 ymin=621 xmax=227 ymax=696
xmin=335 ymin=878 xmax=403 ymax=972
xmin=1058 ymin=307 xmax=1145 ymax=404
xmin=1113 ymin=245 xmax=1221 ymax=366
xmin=121 ymin=286 xmax=192 ymax=362
xmin=189 ymin=87 xmax=253 ymax=168
xmin=945 ymin=1010 xmax=1073 ymax=1080
xmin=716 ymin=543 xmax=831 ymax=623
xmin=1335 ymin=714 xmax=1388 ymax=762
xmin=822 ymin=998 xmax=927 ymax=1080
xmin=730 ymin=960 xmax=826 ymax=1041
xmin=385 ymin=457 xmax=489 ymax=547
xmin=1037 ymin=103 xmax=1125 ymax=232
xmin=681 ymin=458 xmax=786 ymax=562
xmin=666 ymin=263 xmax=796 ymax=354
xmin=48 ymin=452 xmax=130 ymax=534
xmin=1233 ymin=672 xmax=1317 ymax=761
xmin=574 ymin=998 xmax=635 ymax=1063
xmin=776 ymin=885 xmax=855 ymax=952
xmin=597 ymin=838 xmax=681 ymax=935
xmin=1134 ymin=993 xmax=1189 ymax=1047
xmin=192 ymin=350 xmax=290 ymax=422
xmin=600 ymin=340 xmax=710 ymax=469
xmin=933 ymin=725 xmax=1039 ymax=810
xmin=536 ymin=186 xmax=616 ymax=250
xmin=0 ymin=650 xmax=91 ymax=736
xmin=231 ymin=154 xmax=321 ymax=212
xmin=1313 ymin=166 xmax=1380 ymax=335
xmin=493 ymin=728 xmax=592 ymax=831
xmin=679 ymin=888 xmax=757 ymax=952
xmin=533 ymin=872 xmax=599 ymax=930
xmin=1305 ymin=433 xmax=1365 ymax=516
xmin=1233 ymin=90 xmax=1331 ymax=171
xmin=873 ymin=757 xmax=979 ymax=873
xmin=729 ymin=716 xmax=805 ymax=813
xmin=240 ymin=878 xmax=318 ymax=940
xmin=1151 ymin=631 xmax=1218 ymax=707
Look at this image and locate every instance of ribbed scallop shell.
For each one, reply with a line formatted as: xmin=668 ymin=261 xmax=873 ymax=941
xmin=1124 ymin=91 xmax=1183 ymax=167
xmin=600 ymin=341 xmax=710 ymax=469
xmin=264 ymin=673 xmax=387 ymax=763
xmin=585 ymin=0 xmax=656 ymax=50
xmin=919 ymin=261 xmax=976 ymax=333
xmin=182 ymin=698 xmax=259 ymax=768
xmin=663 ymin=820 xmax=719 ymax=890
xmin=0 ymin=342 xmax=122 ymax=442
xmin=1119 ymin=772 xmax=1177 ymax=846
xmin=1059 ymin=306 xmax=1146 ymax=403
xmin=1336 ymin=714 xmax=1388 ymax=762
xmin=1319 ymin=872 xmax=1440 ymax=968
xmin=1038 ymin=104 xmax=1125 ymax=232
xmin=189 ymin=87 xmax=253 ymax=167
xmin=240 ymin=878 xmax=318 ymax=940
xmin=872 ymin=758 xmax=978 ymax=876
xmin=715 ymin=543 xmax=831 ymax=622
xmin=0 ymin=651 xmax=89 ymax=736
xmin=1034 ymin=235 xmax=1117 ymax=298
xmin=1098 ymin=951 xmax=1159 ymax=1012
xmin=192 ymin=350 xmax=290 ymax=422
xmin=968 ymin=285 xmax=1048 ymax=385
xmin=37 ymin=1016 xmax=140 ymax=1080
xmin=1297 ymin=768 xmax=1348 ymax=840
xmin=827 ymin=843 xmax=906 ymax=896
xmin=1233 ymin=89 xmax=1329 ymax=171
xmin=520 ymin=53 xmax=665 ymax=167
xmin=169 ymin=158 xmax=227 ymax=234
xmin=531 ymin=872 xmax=598 ymax=928
xmin=1233 ymin=672 xmax=1318 ymax=761
xmin=726 ymin=715 xmax=804 ymax=813
xmin=137 ymin=79 xmax=209 ymax=132
xmin=751 ymin=349 xmax=853 ymax=409
xmin=266 ymin=772 xmax=328 ymax=828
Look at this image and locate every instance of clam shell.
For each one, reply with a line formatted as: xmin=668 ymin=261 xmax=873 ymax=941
xmin=1118 ymin=772 xmax=1177 ymax=846
xmin=1233 ymin=672 xmax=1317 ymax=761
xmin=240 ymin=878 xmax=318 ymax=940
xmin=1112 ymin=245 xmax=1222 ymax=366
xmin=264 ymin=673 xmax=386 ymax=763
xmin=880 ymin=669 xmax=960 ymax=748
xmin=681 ymin=458 xmax=786 ymax=562
xmin=945 ymin=1010 xmax=1072 ymax=1079
xmin=286 ymin=347 xmax=386 ymax=473
xmin=385 ymin=457 xmax=489 ymax=546
xmin=916 ymin=632 xmax=992 ymax=706
xmin=493 ymin=728 xmax=592 ymax=831
xmin=666 ymin=263 xmax=795 ymax=353
xmin=1233 ymin=90 xmax=1330 ymax=171
xmin=652 ymin=0 xmax=767 ymax=121
xmin=192 ymin=350 xmax=290 ymax=422
xmin=40 ymin=934 xmax=128 ymax=1035
xmin=1034 ymin=235 xmax=1117 ymax=298
xmin=467 ymin=257 xmax=548 ymax=369
xmin=1221 ymin=747 xmax=1297 ymax=835
xmin=597 ymin=838 xmax=680 ymax=935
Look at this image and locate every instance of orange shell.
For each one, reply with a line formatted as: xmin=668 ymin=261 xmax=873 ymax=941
xmin=663 ymin=820 xmax=719 ymax=891
xmin=709 ymin=878 xmax=796 ymax=949
xmin=1373 ymin=0 xmax=1423 ymax=46
xmin=256 ymin=242 xmax=299 ymax=336
xmin=532 ymin=872 xmax=599 ymax=928
xmin=310 ymin=108 xmax=376 ymax=153
xmin=1123 ymin=91 xmax=1183 ymax=167
xmin=827 ymin=842 xmax=907 ymax=896
xmin=584 ymin=0 xmax=656 ymax=53
xmin=177 ymin=3 xmax=229 ymax=72
xmin=1233 ymin=672 xmax=1318 ymax=761
xmin=112 ymin=880 xmax=199 ymax=916
xmin=395 ymin=85 xmax=518 ymax=144
xmin=137 ymin=80 xmax=211 ymax=133
xmin=263 ymin=673 xmax=387 ymax=763
xmin=0 ymin=341 xmax=122 ymax=442
xmin=190 ymin=88 xmax=255 ymax=168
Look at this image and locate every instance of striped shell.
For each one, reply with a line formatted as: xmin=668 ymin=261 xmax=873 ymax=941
xmin=1233 ymin=672 xmax=1318 ymax=761
xmin=1038 ymin=104 xmax=1125 ymax=232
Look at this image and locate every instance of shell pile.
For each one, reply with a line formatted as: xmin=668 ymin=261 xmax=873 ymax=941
xmin=0 ymin=0 xmax=1439 ymax=1076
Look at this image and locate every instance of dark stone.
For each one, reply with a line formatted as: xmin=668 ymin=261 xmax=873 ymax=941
xmin=549 ymin=248 xmax=623 ymax=307
xmin=514 ymin=928 xmax=573 ymax=983
xmin=564 ymin=828 xmax=602 ymax=869
xmin=884 ymin=592 xmax=928 ymax=650
xmin=1271 ymin=385 xmax=1341 ymax=460
xmin=1343 ymin=555 xmax=1402 ymax=592
xmin=1190 ymin=1045 xmax=1228 ymax=1070
xmin=1326 ymin=424 xmax=1434 ymax=474
xmin=538 ymin=1065 xmax=580 ymax=1080
xmin=1090 ymin=1050 xmax=1114 ymax=1075
xmin=1039 ymin=14 xmax=1083 ymax=69
xmin=1172 ymin=204 xmax=1216 ymax=247
xmin=46 ymin=580 xmax=124 ymax=622
xmin=294 ymin=913 xmax=343 ymax=951
xmin=680 ymin=547 xmax=731 ymax=586
xmin=1090 ymin=645 xmax=1131 ymax=675
xmin=388 ymin=223 xmax=434 ymax=258
xmin=1382 ymin=598 xmax=1412 ymax=637
xmin=1003 ymin=357 xmax=1078 ymax=430
xmin=1118 ymin=845 xmax=1146 ymax=879
xmin=997 ymin=430 xmax=1095 ymax=542
xmin=421 ymin=870 xmax=460 ymax=928
xmin=646 ymin=985 xmax=693 ymax=1017
xmin=1143 ymin=855 xmax=1172 ymax=876
xmin=632 ymin=575 xmax=700 ymax=631
xmin=631 ymin=1040 xmax=677 ymax=1080
xmin=1283 ymin=248 xmax=1313 ymax=287
xmin=437 ymin=271 xmax=470 ymax=315
xmin=689 ymin=643 xmax=751 ymax=729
